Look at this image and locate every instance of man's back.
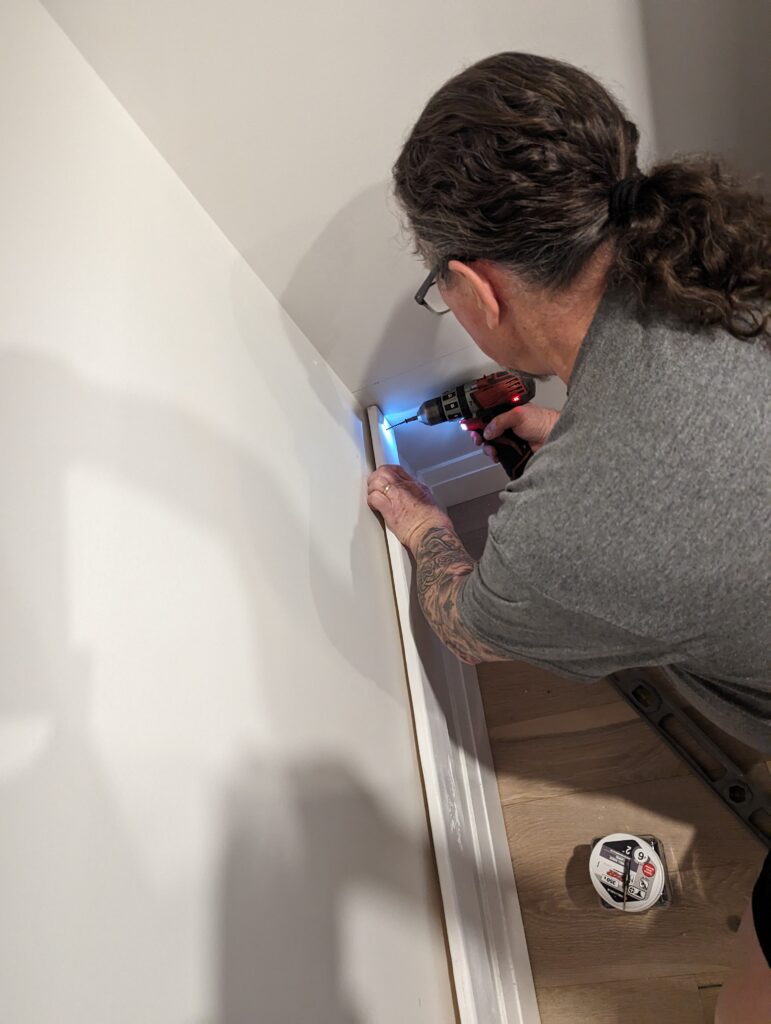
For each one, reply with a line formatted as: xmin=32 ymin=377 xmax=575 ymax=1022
xmin=458 ymin=287 xmax=770 ymax=749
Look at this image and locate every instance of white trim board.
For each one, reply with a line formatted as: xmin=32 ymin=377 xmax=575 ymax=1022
xmin=417 ymin=447 xmax=509 ymax=509
xmin=367 ymin=406 xmax=540 ymax=1024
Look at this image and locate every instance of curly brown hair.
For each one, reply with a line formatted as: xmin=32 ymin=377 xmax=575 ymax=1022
xmin=393 ymin=52 xmax=770 ymax=341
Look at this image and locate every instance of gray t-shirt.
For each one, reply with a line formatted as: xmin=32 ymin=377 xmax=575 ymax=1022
xmin=458 ymin=286 xmax=771 ymax=752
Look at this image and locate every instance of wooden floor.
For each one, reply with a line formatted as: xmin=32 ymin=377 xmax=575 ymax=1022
xmin=475 ymin=659 xmax=770 ymax=1024
xmin=447 ymin=492 xmax=770 ymax=1022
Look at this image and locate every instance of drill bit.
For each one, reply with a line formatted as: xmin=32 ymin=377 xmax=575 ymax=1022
xmin=386 ymin=415 xmax=418 ymax=430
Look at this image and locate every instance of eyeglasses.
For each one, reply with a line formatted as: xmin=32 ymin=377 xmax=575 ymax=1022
xmin=414 ymin=257 xmax=474 ymax=315
xmin=414 ymin=263 xmax=451 ymax=316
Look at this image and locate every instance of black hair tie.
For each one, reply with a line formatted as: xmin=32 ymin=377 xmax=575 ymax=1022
xmin=608 ymin=173 xmax=647 ymax=227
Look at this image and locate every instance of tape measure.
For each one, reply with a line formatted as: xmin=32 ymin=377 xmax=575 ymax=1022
xmin=589 ymin=833 xmax=669 ymax=913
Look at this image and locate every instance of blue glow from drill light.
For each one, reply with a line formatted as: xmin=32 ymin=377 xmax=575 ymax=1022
xmin=378 ymin=414 xmax=400 ymax=462
xmin=386 ymin=409 xmax=415 ymax=430
xmin=460 ymin=422 xmax=468 ymax=431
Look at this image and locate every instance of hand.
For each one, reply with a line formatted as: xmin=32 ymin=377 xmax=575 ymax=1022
xmin=367 ymin=465 xmax=451 ymax=551
xmin=468 ymin=403 xmax=560 ymax=464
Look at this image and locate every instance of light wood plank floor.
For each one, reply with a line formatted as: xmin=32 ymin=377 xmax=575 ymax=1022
xmin=476 ymin=660 xmax=770 ymax=1023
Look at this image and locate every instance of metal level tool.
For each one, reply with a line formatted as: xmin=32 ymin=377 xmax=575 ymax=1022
xmin=610 ymin=669 xmax=771 ymax=849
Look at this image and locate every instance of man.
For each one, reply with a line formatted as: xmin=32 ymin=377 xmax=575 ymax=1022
xmin=368 ymin=53 xmax=770 ymax=1020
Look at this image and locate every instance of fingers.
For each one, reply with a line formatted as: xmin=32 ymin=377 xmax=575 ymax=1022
xmin=367 ymin=465 xmax=397 ymax=484
xmin=482 ymin=409 xmax=522 ymax=441
xmin=366 ymin=467 xmax=397 ymax=514
xmin=482 ymin=404 xmax=559 ymax=449
xmin=464 ymin=427 xmax=500 ymax=463
xmin=367 ymin=464 xmax=429 ymax=510
xmin=382 ymin=464 xmax=414 ymax=482
xmin=367 ymin=488 xmax=389 ymax=515
xmin=482 ymin=415 xmax=504 ymax=441
xmin=375 ymin=464 xmax=413 ymax=482
xmin=464 ymin=405 xmax=559 ymax=450
xmin=365 ymin=462 xmax=444 ymax=548
xmin=367 ymin=464 xmax=409 ymax=494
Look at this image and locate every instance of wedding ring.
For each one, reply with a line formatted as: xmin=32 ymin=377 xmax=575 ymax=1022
xmin=383 ymin=483 xmax=391 ymax=494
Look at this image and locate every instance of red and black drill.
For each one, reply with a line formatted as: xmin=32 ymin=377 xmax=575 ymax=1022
xmin=389 ymin=370 xmax=536 ymax=480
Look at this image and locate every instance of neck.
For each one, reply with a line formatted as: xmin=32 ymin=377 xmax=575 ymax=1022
xmin=505 ymin=244 xmax=614 ymax=384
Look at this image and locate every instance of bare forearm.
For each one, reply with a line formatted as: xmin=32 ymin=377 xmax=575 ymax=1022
xmin=365 ymin=463 xmax=506 ymax=663
xmin=409 ymin=524 xmax=506 ymax=665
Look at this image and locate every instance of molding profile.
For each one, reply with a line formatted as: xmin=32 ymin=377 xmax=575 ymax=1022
xmin=418 ymin=447 xmax=508 ymax=509
xmin=367 ymin=406 xmax=540 ymax=1024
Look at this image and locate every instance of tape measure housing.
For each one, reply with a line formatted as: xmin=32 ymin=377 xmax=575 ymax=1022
xmin=589 ymin=833 xmax=671 ymax=913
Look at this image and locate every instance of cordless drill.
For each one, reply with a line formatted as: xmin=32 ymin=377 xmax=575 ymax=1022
xmin=389 ymin=370 xmax=536 ymax=480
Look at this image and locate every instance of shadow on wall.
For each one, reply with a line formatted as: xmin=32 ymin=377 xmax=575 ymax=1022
xmin=0 ymin=351 xmax=442 ymax=1021
xmin=235 ymin=183 xmax=474 ymax=705
xmin=228 ymin=256 xmax=418 ymax=699
xmin=218 ymin=756 xmax=439 ymax=1024
xmin=639 ymin=0 xmax=771 ymax=187
xmin=262 ymin=180 xmax=451 ymax=407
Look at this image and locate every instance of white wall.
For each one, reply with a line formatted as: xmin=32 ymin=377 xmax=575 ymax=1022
xmin=39 ymin=0 xmax=657 ymax=468
xmin=640 ymin=0 xmax=771 ymax=189
xmin=0 ymin=3 xmax=453 ymax=1021
xmin=33 ymin=0 xmax=771 ymax=476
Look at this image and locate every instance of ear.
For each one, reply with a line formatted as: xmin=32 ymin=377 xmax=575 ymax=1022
xmin=447 ymin=259 xmax=501 ymax=329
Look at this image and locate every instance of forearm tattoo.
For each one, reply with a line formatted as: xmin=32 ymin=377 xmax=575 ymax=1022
xmin=413 ymin=526 xmax=505 ymax=665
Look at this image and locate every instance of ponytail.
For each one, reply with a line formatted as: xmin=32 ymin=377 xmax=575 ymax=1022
xmin=610 ymin=157 xmax=770 ymax=341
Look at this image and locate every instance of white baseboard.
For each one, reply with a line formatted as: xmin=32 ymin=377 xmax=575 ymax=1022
xmin=418 ymin=447 xmax=509 ymax=508
xmin=367 ymin=406 xmax=540 ymax=1024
